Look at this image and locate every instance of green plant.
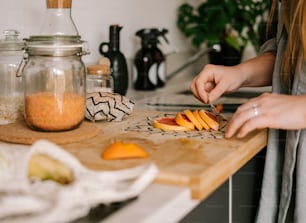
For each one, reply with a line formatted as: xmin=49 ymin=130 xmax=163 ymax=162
xmin=177 ymin=0 xmax=270 ymax=52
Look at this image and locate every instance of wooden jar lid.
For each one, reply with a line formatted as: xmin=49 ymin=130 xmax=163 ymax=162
xmin=47 ymin=0 xmax=72 ymax=8
xmin=87 ymin=57 xmax=111 ymax=75
xmin=87 ymin=65 xmax=111 ymax=75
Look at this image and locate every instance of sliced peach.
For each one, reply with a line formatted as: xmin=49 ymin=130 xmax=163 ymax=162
xmin=184 ymin=109 xmax=203 ymax=131
xmin=199 ymin=109 xmax=220 ymax=131
xmin=175 ymin=112 xmax=195 ymax=130
xmin=216 ymin=104 xmax=223 ymax=113
xmin=153 ymin=117 xmax=191 ymax=131
xmin=193 ymin=110 xmax=210 ymax=130
xmin=101 ymin=141 xmax=148 ymax=160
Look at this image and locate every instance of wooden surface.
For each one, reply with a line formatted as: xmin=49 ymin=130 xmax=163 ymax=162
xmin=0 ymin=121 xmax=99 ymax=145
xmin=60 ymin=110 xmax=267 ymax=200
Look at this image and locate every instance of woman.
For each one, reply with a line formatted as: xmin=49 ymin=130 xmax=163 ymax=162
xmin=190 ymin=0 xmax=306 ymax=222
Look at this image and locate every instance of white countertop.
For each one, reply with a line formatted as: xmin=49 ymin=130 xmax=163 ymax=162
xmin=103 ymin=183 xmax=198 ymax=223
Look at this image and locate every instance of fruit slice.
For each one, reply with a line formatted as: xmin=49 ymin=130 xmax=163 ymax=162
xmin=216 ymin=104 xmax=223 ymax=113
xmin=101 ymin=141 xmax=148 ymax=160
xmin=153 ymin=117 xmax=191 ymax=131
xmin=193 ymin=110 xmax=210 ymax=130
xmin=175 ymin=112 xmax=195 ymax=130
xmin=28 ymin=154 xmax=74 ymax=185
xmin=184 ymin=109 xmax=203 ymax=131
xmin=199 ymin=109 xmax=220 ymax=131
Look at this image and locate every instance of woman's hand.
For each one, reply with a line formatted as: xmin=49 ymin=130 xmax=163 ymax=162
xmin=190 ymin=52 xmax=275 ymax=104
xmin=190 ymin=64 xmax=245 ymax=103
xmin=225 ymin=93 xmax=306 ymax=138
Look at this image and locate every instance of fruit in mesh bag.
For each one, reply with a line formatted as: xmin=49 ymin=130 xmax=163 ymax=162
xmin=28 ymin=154 xmax=74 ymax=185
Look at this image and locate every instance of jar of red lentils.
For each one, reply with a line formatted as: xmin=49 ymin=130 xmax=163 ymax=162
xmin=18 ymin=35 xmax=89 ymax=131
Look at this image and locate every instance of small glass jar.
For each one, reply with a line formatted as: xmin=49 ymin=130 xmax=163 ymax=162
xmin=86 ymin=64 xmax=114 ymax=94
xmin=18 ymin=35 xmax=89 ymax=131
xmin=0 ymin=30 xmax=25 ymax=125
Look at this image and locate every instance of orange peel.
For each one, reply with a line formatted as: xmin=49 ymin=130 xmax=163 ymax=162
xmin=101 ymin=141 xmax=148 ymax=160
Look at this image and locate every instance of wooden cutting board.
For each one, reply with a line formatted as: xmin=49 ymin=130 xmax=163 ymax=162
xmin=61 ymin=110 xmax=267 ymax=200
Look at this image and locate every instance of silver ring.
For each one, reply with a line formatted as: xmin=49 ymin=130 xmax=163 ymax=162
xmin=252 ymin=104 xmax=259 ymax=116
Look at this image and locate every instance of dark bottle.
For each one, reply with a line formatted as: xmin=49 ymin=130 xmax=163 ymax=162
xmin=99 ymin=25 xmax=128 ymax=95
xmin=133 ymin=28 xmax=168 ymax=90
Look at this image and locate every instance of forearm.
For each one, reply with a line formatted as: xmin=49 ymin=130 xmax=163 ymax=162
xmin=236 ymin=52 xmax=276 ymax=87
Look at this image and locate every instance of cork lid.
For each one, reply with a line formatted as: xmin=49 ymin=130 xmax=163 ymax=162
xmin=87 ymin=64 xmax=111 ymax=75
xmin=47 ymin=0 xmax=72 ymax=8
xmin=98 ymin=57 xmax=111 ymax=67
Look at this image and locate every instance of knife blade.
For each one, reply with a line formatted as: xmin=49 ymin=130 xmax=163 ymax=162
xmin=145 ymin=103 xmax=241 ymax=113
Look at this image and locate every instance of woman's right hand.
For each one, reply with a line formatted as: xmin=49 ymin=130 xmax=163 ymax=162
xmin=190 ymin=52 xmax=275 ymax=104
xmin=190 ymin=64 xmax=245 ymax=104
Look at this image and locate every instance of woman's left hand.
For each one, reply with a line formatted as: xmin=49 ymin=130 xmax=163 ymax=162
xmin=225 ymin=93 xmax=306 ymax=138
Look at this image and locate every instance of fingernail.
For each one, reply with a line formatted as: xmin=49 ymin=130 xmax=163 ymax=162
xmin=225 ymin=131 xmax=231 ymax=138
xmin=207 ymin=95 xmax=211 ymax=103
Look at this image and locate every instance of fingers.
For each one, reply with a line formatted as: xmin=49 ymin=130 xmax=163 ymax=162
xmin=190 ymin=64 xmax=224 ymax=103
xmin=225 ymin=97 xmax=268 ymax=138
xmin=234 ymin=116 xmax=267 ymax=138
xmin=207 ymin=80 xmax=228 ymax=102
xmin=190 ymin=73 xmax=211 ymax=103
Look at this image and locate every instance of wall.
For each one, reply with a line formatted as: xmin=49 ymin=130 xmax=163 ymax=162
xmin=0 ymin=0 xmax=192 ymax=64
xmin=0 ymin=0 xmax=257 ymax=87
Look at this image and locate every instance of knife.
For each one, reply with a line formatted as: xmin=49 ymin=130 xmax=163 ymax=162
xmin=145 ymin=103 xmax=241 ymax=113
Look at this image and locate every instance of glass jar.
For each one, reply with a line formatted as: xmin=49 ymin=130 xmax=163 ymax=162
xmin=0 ymin=30 xmax=25 ymax=125
xmin=40 ymin=0 xmax=79 ymax=36
xmin=18 ymin=35 xmax=89 ymax=131
xmin=86 ymin=64 xmax=114 ymax=94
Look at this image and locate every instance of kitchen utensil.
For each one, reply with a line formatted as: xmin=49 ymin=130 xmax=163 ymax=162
xmin=145 ymin=102 xmax=240 ymax=113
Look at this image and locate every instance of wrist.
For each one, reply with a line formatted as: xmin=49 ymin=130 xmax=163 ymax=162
xmin=235 ymin=52 xmax=275 ymax=87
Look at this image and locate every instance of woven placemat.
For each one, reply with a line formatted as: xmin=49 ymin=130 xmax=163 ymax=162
xmin=0 ymin=121 xmax=99 ymax=145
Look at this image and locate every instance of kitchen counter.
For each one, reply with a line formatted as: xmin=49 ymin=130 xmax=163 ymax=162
xmin=100 ymin=58 xmax=270 ymax=222
xmin=0 ymin=53 xmax=270 ymax=223
xmin=99 ymin=112 xmax=266 ymax=223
